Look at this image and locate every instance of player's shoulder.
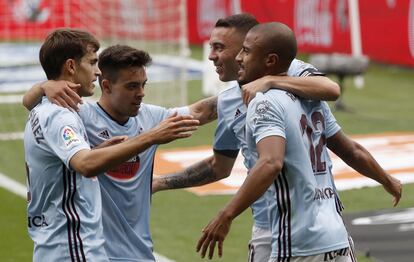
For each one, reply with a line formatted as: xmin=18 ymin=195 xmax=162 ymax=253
xmin=249 ymin=90 xmax=296 ymax=114
xmin=139 ymin=102 xmax=166 ymax=114
xmin=78 ymin=100 xmax=96 ymax=115
xmin=248 ymin=92 xmax=273 ymax=113
xmin=288 ymin=58 xmax=323 ymax=77
xmin=319 ymin=100 xmax=333 ymax=113
xmin=217 ymin=83 xmax=241 ymax=106
xmin=218 ymin=83 xmax=240 ymax=97
xmin=33 ymin=101 xmax=80 ymax=132
xmin=79 ymin=100 xmax=95 ymax=110
xmin=76 ymin=101 xmax=104 ymax=124
xmin=301 ymin=99 xmax=329 ymax=109
xmin=35 ymin=97 xmax=74 ymax=120
xmin=263 ymin=89 xmax=297 ymax=105
xmin=134 ymin=103 xmax=170 ymax=125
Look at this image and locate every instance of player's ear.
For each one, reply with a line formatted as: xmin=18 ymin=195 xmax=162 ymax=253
xmin=266 ymin=53 xmax=278 ymax=67
xmin=101 ymin=79 xmax=112 ymax=94
xmin=64 ymin=59 xmax=77 ymax=76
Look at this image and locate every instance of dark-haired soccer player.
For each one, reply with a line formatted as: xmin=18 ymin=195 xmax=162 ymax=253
xmin=24 ymin=43 xmax=217 ymax=261
xmin=24 ymin=32 xmax=199 ymax=261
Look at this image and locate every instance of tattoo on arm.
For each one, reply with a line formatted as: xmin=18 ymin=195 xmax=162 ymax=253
xmin=201 ymin=96 xmax=217 ymax=122
xmin=161 ymin=157 xmax=218 ymax=189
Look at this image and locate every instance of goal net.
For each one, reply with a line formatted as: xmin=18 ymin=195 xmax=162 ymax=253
xmin=0 ymin=0 xmax=191 ymax=140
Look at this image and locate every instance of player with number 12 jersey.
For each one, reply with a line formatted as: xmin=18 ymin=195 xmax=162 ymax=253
xmin=246 ymin=89 xmax=349 ymax=259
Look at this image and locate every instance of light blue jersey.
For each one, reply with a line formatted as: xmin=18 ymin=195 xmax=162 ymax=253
xmin=246 ymin=90 xmax=349 ymax=258
xmin=79 ymin=102 xmax=189 ymax=262
xmin=213 ymin=59 xmax=321 ymax=230
xmin=24 ymin=97 xmax=107 ymax=261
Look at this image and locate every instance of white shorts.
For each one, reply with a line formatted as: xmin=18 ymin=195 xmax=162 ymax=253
xmin=268 ymin=247 xmax=357 ymax=262
xmin=248 ymin=225 xmax=272 ymax=262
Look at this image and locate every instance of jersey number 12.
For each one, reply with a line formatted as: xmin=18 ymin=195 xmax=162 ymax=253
xmin=300 ymin=112 xmax=326 ymax=174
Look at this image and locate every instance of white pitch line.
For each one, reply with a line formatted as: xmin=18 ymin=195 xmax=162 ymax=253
xmin=0 ymin=172 xmax=175 ymax=262
xmin=154 ymin=253 xmax=175 ymax=262
xmin=0 ymin=94 xmax=23 ymax=103
xmin=0 ymin=172 xmax=26 ymax=198
xmin=0 ymin=132 xmax=24 ymax=140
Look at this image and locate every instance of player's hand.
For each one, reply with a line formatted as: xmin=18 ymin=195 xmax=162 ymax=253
xmin=42 ymin=80 xmax=82 ymax=112
xmin=93 ymin=136 xmax=128 ymax=149
xmin=150 ymin=112 xmax=199 ymax=144
xmin=241 ymin=75 xmax=273 ymax=105
xmin=383 ymin=175 xmax=402 ymax=206
xmin=196 ymin=210 xmax=232 ymax=259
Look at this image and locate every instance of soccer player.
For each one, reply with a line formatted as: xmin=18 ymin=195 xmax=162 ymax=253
xmin=24 ymin=31 xmax=199 ymax=261
xmin=23 ymin=44 xmax=217 ymax=261
xmin=152 ymin=13 xmax=341 ymax=262
xmin=196 ymin=22 xmax=402 ymax=261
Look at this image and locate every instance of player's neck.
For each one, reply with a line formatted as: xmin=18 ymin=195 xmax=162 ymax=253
xmin=97 ymin=99 xmax=129 ymax=125
xmin=56 ymin=75 xmax=83 ymax=96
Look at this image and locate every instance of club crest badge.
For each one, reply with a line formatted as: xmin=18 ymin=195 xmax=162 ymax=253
xmin=255 ymin=100 xmax=271 ymax=115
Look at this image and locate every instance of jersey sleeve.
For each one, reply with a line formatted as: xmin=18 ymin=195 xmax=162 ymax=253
xmin=288 ymin=59 xmax=326 ymax=77
xmin=166 ymin=106 xmax=190 ymax=117
xmin=144 ymin=104 xmax=190 ymax=123
xmin=247 ymin=92 xmax=286 ymax=144
xmin=212 ymin=104 xmax=239 ymax=157
xmin=321 ymin=101 xmax=341 ymax=138
xmin=77 ymin=101 xmax=100 ymax=123
xmin=41 ymin=109 xmax=90 ymax=168
xmin=77 ymin=102 xmax=90 ymax=120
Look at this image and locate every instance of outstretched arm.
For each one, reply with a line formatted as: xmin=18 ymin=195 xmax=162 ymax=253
xmin=22 ymin=80 xmax=81 ymax=111
xmin=152 ymin=151 xmax=236 ymax=193
xmin=327 ymin=131 xmax=402 ymax=206
xmin=196 ymin=136 xmax=284 ymax=259
xmin=92 ymin=136 xmax=128 ymax=150
xmin=241 ymin=75 xmax=340 ymax=104
xmin=71 ymin=114 xmax=199 ymax=178
xmin=188 ymin=96 xmax=218 ymax=125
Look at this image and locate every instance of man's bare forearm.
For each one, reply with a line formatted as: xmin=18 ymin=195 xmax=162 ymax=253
xmin=153 ymin=156 xmax=219 ymax=192
xmin=22 ymin=82 xmax=45 ymax=110
xmin=189 ymin=96 xmax=218 ymax=125
xmin=328 ymin=131 xmax=388 ymax=183
xmin=242 ymin=75 xmax=340 ymax=104
xmin=269 ymin=76 xmax=340 ymax=101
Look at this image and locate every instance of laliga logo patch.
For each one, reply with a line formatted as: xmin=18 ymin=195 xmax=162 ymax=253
xmin=62 ymin=126 xmax=80 ymax=147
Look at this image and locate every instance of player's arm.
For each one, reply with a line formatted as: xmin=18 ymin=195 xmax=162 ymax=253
xmin=70 ymin=114 xmax=199 ymax=177
xmin=327 ymin=131 xmax=402 ymax=206
xmin=152 ymin=150 xmax=237 ymax=193
xmin=187 ymin=96 xmax=218 ymax=125
xmin=241 ymin=75 xmax=340 ymax=104
xmin=22 ymin=80 xmax=81 ymax=111
xmin=197 ymin=136 xmax=284 ymax=259
xmin=92 ymin=136 xmax=128 ymax=149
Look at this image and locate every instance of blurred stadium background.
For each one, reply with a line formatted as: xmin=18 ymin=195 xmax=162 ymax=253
xmin=0 ymin=0 xmax=413 ymax=261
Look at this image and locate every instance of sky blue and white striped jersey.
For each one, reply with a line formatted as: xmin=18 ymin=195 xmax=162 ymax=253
xmin=213 ymin=59 xmax=319 ymax=229
xmin=24 ymin=97 xmax=107 ymax=261
xmin=246 ymin=90 xmax=349 ymax=258
xmin=79 ymin=102 xmax=189 ymax=261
